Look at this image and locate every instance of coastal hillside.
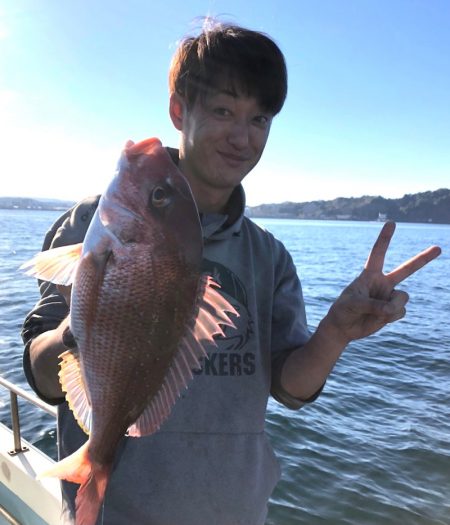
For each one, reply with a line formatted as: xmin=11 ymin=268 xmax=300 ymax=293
xmin=247 ymin=189 xmax=450 ymax=224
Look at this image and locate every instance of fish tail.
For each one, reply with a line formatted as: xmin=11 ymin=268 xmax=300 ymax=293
xmin=75 ymin=463 xmax=111 ymax=525
xmin=38 ymin=441 xmax=111 ymax=525
xmin=37 ymin=441 xmax=92 ymax=483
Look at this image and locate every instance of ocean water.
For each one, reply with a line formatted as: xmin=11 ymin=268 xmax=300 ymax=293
xmin=0 ymin=209 xmax=449 ymax=525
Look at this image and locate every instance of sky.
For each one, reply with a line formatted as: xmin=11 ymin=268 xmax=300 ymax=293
xmin=0 ymin=0 xmax=449 ymax=206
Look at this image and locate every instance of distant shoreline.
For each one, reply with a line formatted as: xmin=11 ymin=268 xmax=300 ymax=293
xmin=246 ymin=188 xmax=450 ymax=225
xmin=0 ymin=206 xmax=73 ymax=211
xmin=1 ymin=188 xmax=449 ymax=224
xmin=0 ymin=197 xmax=75 ymax=212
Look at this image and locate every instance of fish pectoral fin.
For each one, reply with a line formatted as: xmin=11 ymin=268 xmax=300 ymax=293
xmin=127 ymin=274 xmax=239 ymax=438
xmin=19 ymin=243 xmax=83 ymax=285
xmin=192 ymin=274 xmax=239 ymax=337
xmin=59 ymin=349 xmax=92 ymax=435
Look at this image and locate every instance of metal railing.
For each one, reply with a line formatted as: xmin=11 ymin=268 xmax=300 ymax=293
xmin=0 ymin=504 xmax=22 ymax=525
xmin=0 ymin=375 xmax=56 ymax=456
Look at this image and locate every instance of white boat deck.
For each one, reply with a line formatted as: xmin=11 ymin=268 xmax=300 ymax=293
xmin=0 ymin=377 xmax=62 ymax=525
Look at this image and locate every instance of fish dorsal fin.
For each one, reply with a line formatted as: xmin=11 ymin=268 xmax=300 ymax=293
xmin=127 ymin=275 xmax=239 ymax=437
xmin=19 ymin=243 xmax=83 ymax=285
xmin=59 ymin=349 xmax=92 ymax=435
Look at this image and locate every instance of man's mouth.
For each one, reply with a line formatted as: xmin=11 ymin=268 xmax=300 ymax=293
xmin=218 ymin=151 xmax=250 ymax=166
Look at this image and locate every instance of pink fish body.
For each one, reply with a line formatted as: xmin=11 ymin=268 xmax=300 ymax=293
xmin=21 ymin=138 xmax=238 ymax=525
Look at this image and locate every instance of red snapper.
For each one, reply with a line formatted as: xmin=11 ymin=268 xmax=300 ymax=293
xmin=21 ymin=138 xmax=238 ymax=525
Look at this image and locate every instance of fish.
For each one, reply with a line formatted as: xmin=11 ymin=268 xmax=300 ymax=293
xmin=21 ymin=137 xmax=238 ymax=525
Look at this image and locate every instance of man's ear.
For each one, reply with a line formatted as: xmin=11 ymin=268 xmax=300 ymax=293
xmin=169 ymin=92 xmax=186 ymax=131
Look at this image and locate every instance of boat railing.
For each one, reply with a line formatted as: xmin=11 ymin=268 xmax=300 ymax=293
xmin=0 ymin=375 xmax=56 ymax=456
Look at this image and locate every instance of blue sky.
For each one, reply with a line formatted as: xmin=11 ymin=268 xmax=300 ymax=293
xmin=1 ymin=0 xmax=449 ymax=205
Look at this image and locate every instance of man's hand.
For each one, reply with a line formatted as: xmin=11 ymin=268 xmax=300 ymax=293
xmin=56 ymin=284 xmax=72 ymax=307
xmin=281 ymin=222 xmax=441 ymax=401
xmin=324 ymin=221 xmax=441 ymax=345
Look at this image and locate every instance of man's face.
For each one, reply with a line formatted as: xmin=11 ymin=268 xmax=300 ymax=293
xmin=177 ymin=88 xmax=273 ymax=208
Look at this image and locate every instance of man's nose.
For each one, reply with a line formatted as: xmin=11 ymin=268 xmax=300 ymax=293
xmin=227 ymin=120 xmax=250 ymax=149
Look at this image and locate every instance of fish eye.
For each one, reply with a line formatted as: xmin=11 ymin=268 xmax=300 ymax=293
xmin=151 ymin=186 xmax=170 ymax=208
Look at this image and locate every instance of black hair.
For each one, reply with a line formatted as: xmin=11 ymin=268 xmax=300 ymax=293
xmin=169 ymin=21 xmax=287 ymax=115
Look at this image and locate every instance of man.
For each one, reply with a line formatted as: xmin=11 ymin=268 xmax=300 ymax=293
xmin=22 ymin=22 xmax=440 ymax=525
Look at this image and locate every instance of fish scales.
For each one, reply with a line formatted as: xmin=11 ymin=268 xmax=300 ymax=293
xmin=76 ymin=249 xmax=199 ymax=461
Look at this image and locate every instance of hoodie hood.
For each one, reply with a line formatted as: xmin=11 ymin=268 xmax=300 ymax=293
xmin=200 ymin=185 xmax=245 ymax=242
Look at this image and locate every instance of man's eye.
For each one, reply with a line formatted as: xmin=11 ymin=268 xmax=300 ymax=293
xmin=253 ymin=115 xmax=269 ymax=127
xmin=214 ymin=107 xmax=232 ymax=117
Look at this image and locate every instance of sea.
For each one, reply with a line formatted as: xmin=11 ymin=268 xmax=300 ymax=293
xmin=0 ymin=209 xmax=449 ymax=525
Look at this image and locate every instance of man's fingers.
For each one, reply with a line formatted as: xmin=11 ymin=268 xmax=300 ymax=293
xmin=387 ymin=245 xmax=442 ymax=287
xmin=56 ymin=284 xmax=72 ymax=306
xmin=365 ymin=222 xmax=396 ymax=273
xmin=365 ymin=221 xmax=441 ymax=287
xmin=387 ymin=289 xmax=409 ymax=312
xmin=381 ymin=290 xmax=408 ymax=323
xmin=356 ymin=290 xmax=407 ymax=317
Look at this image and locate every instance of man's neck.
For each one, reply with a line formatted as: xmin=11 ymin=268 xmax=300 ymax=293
xmin=186 ymin=178 xmax=233 ymax=214
xmin=177 ymin=158 xmax=234 ymax=214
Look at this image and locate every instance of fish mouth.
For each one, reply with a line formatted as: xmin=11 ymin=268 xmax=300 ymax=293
xmin=104 ymin=195 xmax=144 ymax=223
xmin=99 ymin=195 xmax=145 ymax=243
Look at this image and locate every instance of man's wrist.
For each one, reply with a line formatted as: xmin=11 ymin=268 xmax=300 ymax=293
xmin=316 ymin=315 xmax=351 ymax=349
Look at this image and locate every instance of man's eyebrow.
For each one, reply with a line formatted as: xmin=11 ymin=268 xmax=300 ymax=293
xmin=221 ymin=89 xmax=237 ymax=97
xmin=210 ymin=88 xmax=238 ymax=98
xmin=208 ymin=88 xmax=270 ymax=114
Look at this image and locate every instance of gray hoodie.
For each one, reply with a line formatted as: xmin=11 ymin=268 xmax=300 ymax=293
xmin=22 ymin=182 xmax=319 ymax=525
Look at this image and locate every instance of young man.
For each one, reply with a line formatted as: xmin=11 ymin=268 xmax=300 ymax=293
xmin=22 ymin=23 xmax=440 ymax=525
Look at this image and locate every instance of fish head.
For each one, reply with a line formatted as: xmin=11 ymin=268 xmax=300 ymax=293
xmin=99 ymin=138 xmax=202 ymax=266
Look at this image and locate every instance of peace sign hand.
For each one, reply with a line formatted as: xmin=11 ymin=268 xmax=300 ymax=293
xmin=324 ymin=222 xmax=441 ymax=345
